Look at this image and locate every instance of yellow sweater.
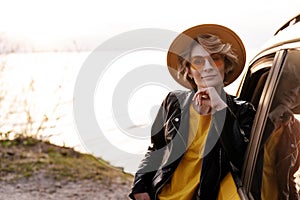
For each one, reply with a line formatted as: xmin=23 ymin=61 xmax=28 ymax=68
xmin=261 ymin=126 xmax=285 ymax=200
xmin=158 ymin=105 xmax=211 ymax=200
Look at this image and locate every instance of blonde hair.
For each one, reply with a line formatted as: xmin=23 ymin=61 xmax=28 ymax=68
xmin=177 ymin=33 xmax=239 ymax=87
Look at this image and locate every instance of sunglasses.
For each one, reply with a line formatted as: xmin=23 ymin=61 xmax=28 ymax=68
xmin=190 ymin=54 xmax=224 ymax=70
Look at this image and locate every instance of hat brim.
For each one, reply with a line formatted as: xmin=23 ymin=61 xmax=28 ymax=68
xmin=167 ymin=24 xmax=246 ymax=89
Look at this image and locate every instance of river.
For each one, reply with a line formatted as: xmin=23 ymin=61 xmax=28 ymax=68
xmin=0 ymin=51 xmax=239 ymax=174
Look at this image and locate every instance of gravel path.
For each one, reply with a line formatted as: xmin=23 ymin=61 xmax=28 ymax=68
xmin=0 ymin=174 xmax=132 ymax=200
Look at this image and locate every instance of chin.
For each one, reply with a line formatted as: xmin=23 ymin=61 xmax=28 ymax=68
xmin=198 ymin=82 xmax=223 ymax=88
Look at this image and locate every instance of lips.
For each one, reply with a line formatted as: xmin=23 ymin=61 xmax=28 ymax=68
xmin=282 ymin=94 xmax=295 ymax=105
xmin=201 ymin=75 xmax=217 ymax=80
xmin=285 ymin=96 xmax=294 ymax=104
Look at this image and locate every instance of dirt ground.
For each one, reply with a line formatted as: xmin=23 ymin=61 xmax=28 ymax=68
xmin=0 ymin=172 xmax=132 ymax=200
xmin=0 ymin=138 xmax=133 ymax=200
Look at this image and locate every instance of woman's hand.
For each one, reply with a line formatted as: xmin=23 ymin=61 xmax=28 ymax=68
xmin=133 ymin=192 xmax=151 ymax=200
xmin=193 ymin=87 xmax=227 ymax=114
xmin=269 ymin=104 xmax=295 ymax=129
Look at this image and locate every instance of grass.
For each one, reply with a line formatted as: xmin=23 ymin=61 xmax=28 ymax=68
xmin=0 ymin=137 xmax=133 ymax=184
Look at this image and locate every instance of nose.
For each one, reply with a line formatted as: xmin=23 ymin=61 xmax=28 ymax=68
xmin=291 ymin=87 xmax=300 ymax=96
xmin=201 ymin=58 xmax=214 ymax=72
xmin=288 ymin=86 xmax=300 ymax=100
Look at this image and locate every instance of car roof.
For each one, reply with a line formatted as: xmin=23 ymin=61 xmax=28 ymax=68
xmin=249 ymin=13 xmax=300 ymax=64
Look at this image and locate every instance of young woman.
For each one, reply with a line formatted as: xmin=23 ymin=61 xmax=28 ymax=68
xmin=261 ymin=53 xmax=300 ymax=200
xmin=129 ymin=24 xmax=256 ymax=200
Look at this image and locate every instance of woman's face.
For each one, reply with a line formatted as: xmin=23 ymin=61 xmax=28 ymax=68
xmin=273 ymin=69 xmax=300 ymax=110
xmin=188 ymin=44 xmax=225 ymax=89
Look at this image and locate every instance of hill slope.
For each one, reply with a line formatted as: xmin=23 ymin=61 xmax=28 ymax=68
xmin=0 ymin=137 xmax=133 ymax=200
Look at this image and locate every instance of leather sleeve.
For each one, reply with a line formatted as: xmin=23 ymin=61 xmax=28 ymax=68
xmin=276 ymin=122 xmax=300 ymax=199
xmin=129 ymin=92 xmax=173 ymax=199
xmin=217 ymin=99 xmax=256 ymax=171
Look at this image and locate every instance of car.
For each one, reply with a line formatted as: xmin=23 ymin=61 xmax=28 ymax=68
xmin=218 ymin=13 xmax=300 ymax=199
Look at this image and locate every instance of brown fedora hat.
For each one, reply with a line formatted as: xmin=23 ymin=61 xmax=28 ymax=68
xmin=167 ymin=24 xmax=246 ymax=89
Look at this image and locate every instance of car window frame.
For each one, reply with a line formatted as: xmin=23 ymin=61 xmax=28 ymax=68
xmin=238 ymin=50 xmax=288 ymax=199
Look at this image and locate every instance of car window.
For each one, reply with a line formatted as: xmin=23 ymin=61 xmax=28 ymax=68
xmin=239 ymin=55 xmax=274 ymax=109
xmin=250 ymin=49 xmax=300 ymax=199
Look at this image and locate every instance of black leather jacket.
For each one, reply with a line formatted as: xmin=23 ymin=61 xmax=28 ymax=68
xmin=252 ymin=118 xmax=300 ymax=200
xmin=129 ymin=90 xmax=255 ymax=200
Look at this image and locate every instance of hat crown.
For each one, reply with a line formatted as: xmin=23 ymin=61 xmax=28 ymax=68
xmin=167 ymin=24 xmax=246 ymax=89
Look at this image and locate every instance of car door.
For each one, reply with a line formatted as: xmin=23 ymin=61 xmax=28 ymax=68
xmin=238 ymin=46 xmax=300 ymax=199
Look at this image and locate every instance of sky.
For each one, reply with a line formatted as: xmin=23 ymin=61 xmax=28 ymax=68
xmin=0 ymin=0 xmax=300 ymax=55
